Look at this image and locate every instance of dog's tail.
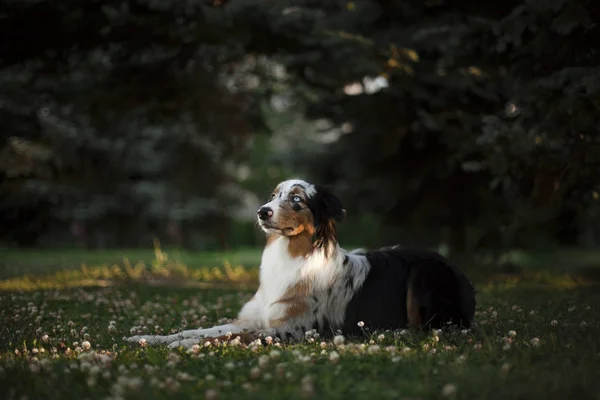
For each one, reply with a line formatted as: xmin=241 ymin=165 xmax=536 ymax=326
xmin=406 ymin=259 xmax=476 ymax=330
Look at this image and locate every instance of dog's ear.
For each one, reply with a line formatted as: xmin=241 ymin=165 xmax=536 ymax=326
xmin=309 ymin=185 xmax=346 ymax=226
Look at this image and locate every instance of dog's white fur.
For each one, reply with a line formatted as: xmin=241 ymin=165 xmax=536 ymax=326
xmin=126 ymin=179 xmax=370 ymax=349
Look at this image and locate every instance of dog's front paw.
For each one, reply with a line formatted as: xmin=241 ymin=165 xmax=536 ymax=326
xmin=125 ymin=335 xmax=142 ymax=344
xmin=167 ymin=338 xmax=202 ymax=350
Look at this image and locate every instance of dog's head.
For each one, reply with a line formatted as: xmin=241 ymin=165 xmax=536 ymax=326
xmin=257 ymin=179 xmax=346 ymax=239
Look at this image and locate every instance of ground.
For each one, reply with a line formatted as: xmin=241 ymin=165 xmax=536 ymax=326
xmin=0 ymin=247 xmax=599 ymax=400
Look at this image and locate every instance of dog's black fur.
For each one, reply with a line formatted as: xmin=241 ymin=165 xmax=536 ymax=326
xmin=341 ymin=247 xmax=476 ymax=335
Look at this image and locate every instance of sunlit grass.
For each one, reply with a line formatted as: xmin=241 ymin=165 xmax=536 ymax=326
xmin=0 ymin=245 xmax=258 ymax=291
xmin=0 ymin=245 xmax=262 ymax=280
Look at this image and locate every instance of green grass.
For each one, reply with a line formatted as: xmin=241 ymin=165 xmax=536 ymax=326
xmin=0 ymin=246 xmax=262 ymax=280
xmin=1 ymin=248 xmax=600 ymax=399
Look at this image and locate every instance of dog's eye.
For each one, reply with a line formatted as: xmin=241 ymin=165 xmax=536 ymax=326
xmin=270 ymin=193 xmax=276 ymax=200
xmin=292 ymin=196 xmax=301 ymax=203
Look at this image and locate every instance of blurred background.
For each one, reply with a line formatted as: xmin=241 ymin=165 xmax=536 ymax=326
xmin=1 ymin=0 xmax=600 ymax=265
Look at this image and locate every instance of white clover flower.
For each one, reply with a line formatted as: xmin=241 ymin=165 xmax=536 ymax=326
xmin=530 ymin=337 xmax=540 ymax=347
xmin=177 ymin=372 xmax=193 ymax=381
xmin=329 ymin=351 xmax=340 ymax=364
xmin=188 ymin=344 xmax=201 ymax=354
xmin=81 ymin=341 xmax=91 ymax=351
xmin=41 ymin=334 xmax=49 ymax=342
xmin=298 ymin=354 xmax=312 ymax=363
xmin=138 ymin=338 xmax=147 ymax=347
xmin=367 ymin=345 xmax=381 ymax=354
xmin=249 ymin=366 xmax=261 ymax=380
xmin=225 ymin=361 xmax=235 ymax=370
xmin=377 ymin=334 xmax=385 ymax=341
xmin=442 ymin=383 xmax=457 ymax=397
xmin=128 ymin=376 xmax=143 ymax=390
xmin=167 ymin=352 xmax=181 ymax=364
xmin=333 ymin=335 xmax=345 ymax=346
xmin=205 ymin=389 xmax=219 ymax=400
xmin=258 ymin=355 xmax=269 ymax=368
xmin=357 ymin=321 xmax=365 ymax=328
xmin=97 ymin=354 xmax=111 ymax=366
xmin=242 ymin=382 xmax=253 ymax=391
xmin=269 ymin=350 xmax=281 ymax=360
xmin=301 ymin=376 xmax=315 ymax=397
xmin=508 ymin=330 xmax=517 ymax=337
xmin=550 ymin=320 xmax=558 ymax=326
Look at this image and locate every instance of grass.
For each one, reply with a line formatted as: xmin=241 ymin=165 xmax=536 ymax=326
xmin=1 ymin=247 xmax=600 ymax=399
xmin=0 ymin=245 xmax=262 ymax=280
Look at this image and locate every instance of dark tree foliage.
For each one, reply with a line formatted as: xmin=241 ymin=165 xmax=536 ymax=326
xmin=1 ymin=0 xmax=599 ymax=253
xmin=0 ymin=0 xmax=267 ymax=248
xmin=226 ymin=0 xmax=600 ymax=255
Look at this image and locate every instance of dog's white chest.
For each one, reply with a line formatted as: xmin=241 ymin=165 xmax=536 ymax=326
xmin=259 ymin=237 xmax=303 ymax=303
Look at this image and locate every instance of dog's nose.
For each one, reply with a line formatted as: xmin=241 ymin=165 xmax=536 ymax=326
xmin=258 ymin=207 xmax=273 ymax=220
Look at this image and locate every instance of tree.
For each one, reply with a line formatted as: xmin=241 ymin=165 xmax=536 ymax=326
xmin=224 ymin=0 xmax=600 ymax=256
xmin=0 ymin=0 xmax=266 ymax=248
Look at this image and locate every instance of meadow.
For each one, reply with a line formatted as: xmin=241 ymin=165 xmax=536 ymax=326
xmin=1 ymin=246 xmax=599 ymax=400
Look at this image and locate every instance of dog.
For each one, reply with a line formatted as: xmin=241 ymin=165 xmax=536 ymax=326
xmin=126 ymin=179 xmax=476 ymax=349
